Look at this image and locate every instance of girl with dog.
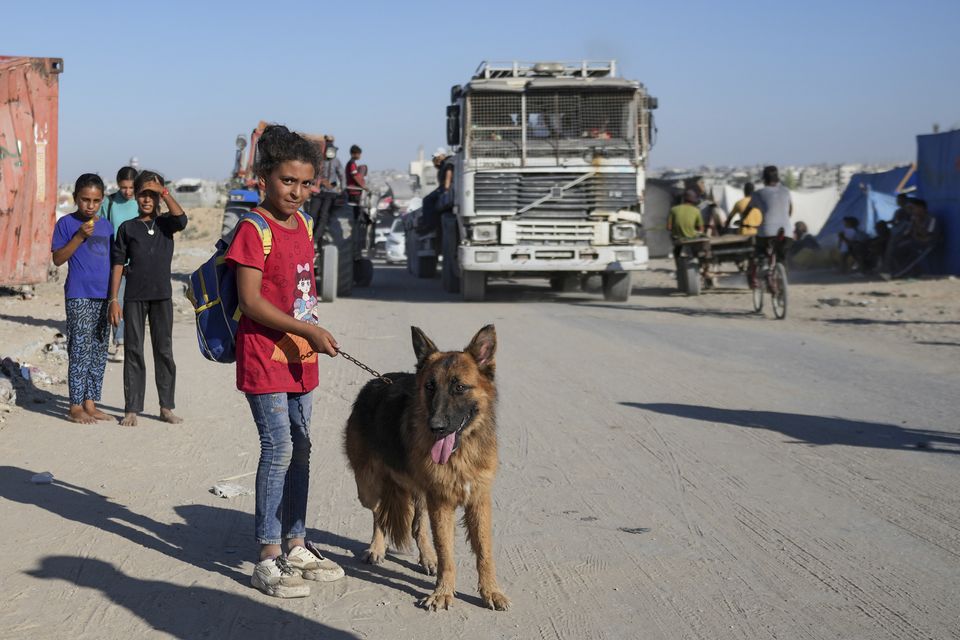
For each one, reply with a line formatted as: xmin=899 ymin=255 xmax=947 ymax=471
xmin=51 ymin=173 xmax=114 ymax=424
xmin=108 ymin=171 xmax=187 ymax=427
xmin=225 ymin=124 xmax=344 ymax=598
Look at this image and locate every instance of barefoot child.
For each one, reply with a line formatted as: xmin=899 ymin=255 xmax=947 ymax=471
xmin=99 ymin=166 xmax=140 ymax=363
xmin=225 ymin=125 xmax=344 ymax=598
xmin=51 ymin=174 xmax=114 ymax=424
xmin=108 ymin=171 xmax=186 ymax=426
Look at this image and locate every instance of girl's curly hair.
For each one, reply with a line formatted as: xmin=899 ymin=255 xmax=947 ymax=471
xmin=254 ymin=124 xmax=321 ymax=178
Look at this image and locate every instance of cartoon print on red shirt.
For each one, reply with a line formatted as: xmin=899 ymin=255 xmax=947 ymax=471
xmin=271 ymin=263 xmax=319 ymax=366
xmin=293 ymin=263 xmax=319 ymax=322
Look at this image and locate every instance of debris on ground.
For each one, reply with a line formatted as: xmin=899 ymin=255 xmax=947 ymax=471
xmin=817 ymin=297 xmax=876 ymax=307
xmin=209 ymin=483 xmax=253 ymax=499
xmin=30 ymin=471 xmax=54 ymax=484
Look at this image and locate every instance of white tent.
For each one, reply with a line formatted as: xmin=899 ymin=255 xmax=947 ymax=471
xmin=720 ymin=185 xmax=837 ymax=235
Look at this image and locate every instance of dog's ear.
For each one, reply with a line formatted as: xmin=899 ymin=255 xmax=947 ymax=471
xmin=411 ymin=326 xmax=438 ymax=366
xmin=466 ymin=324 xmax=496 ymax=376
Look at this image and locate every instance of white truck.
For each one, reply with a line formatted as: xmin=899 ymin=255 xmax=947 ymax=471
xmin=417 ymin=60 xmax=657 ymax=301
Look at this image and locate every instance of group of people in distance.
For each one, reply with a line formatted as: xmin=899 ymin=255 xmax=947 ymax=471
xmin=52 ymin=168 xmax=186 ymax=426
xmin=52 ymin=125 xmax=346 ymax=599
xmin=838 ymin=193 xmax=939 ymax=278
xmin=667 ymin=165 xmax=939 ymax=280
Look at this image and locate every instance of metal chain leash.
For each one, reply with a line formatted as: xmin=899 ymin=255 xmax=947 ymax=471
xmin=301 ymin=347 xmax=392 ymax=384
xmin=338 ymin=349 xmax=393 ymax=384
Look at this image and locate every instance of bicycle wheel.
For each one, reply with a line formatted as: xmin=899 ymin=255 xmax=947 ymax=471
xmin=751 ymin=272 xmax=764 ymax=313
xmin=771 ymin=263 xmax=788 ymax=319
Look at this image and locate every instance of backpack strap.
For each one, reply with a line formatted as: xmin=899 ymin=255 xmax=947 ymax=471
xmin=239 ymin=209 xmax=272 ymax=256
xmin=295 ymin=209 xmax=314 ymax=238
xmin=237 ymin=208 xmax=313 ymax=257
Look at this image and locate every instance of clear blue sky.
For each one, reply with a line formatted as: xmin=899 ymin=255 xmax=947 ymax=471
xmin=5 ymin=0 xmax=959 ymax=183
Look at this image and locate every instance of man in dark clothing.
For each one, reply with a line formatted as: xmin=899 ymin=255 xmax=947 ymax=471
xmin=308 ymin=138 xmax=344 ymax=241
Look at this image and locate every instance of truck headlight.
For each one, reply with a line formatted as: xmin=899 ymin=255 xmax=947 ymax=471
xmin=611 ymin=223 xmax=638 ymax=243
xmin=469 ymin=224 xmax=498 ymax=244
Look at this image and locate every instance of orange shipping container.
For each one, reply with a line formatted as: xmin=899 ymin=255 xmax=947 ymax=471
xmin=0 ymin=56 xmax=63 ymax=286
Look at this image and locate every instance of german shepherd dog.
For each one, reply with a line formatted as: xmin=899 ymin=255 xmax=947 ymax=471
xmin=343 ymin=325 xmax=510 ymax=611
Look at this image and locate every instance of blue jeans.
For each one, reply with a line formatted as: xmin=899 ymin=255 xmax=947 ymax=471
xmin=246 ymin=391 xmax=313 ymax=545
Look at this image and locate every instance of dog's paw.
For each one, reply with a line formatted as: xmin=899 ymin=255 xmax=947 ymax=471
xmin=480 ymin=588 xmax=511 ymax=611
xmin=418 ymin=553 xmax=437 ymax=576
xmin=419 ymin=589 xmax=455 ymax=611
xmin=360 ymin=547 xmax=385 ymax=565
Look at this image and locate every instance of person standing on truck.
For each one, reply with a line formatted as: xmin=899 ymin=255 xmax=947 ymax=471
xmin=310 ymin=137 xmax=343 ymax=241
xmin=51 ymin=174 xmax=114 ymax=425
xmin=345 ymin=144 xmax=372 ymax=252
xmin=433 ymin=148 xmax=454 ymax=193
xmin=108 ymin=171 xmax=187 ymax=427
xmin=99 ymin=166 xmax=140 ymax=362
xmin=748 ymin=165 xmax=793 ymax=260
xmin=345 ymin=144 xmax=366 ymax=207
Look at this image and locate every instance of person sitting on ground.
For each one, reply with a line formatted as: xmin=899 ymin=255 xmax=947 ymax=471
xmin=888 ymin=198 xmax=939 ymax=277
xmin=866 ymin=220 xmax=891 ymax=273
xmin=790 ymin=221 xmax=820 ymax=253
xmin=725 ymin=182 xmax=763 ymax=236
xmin=838 ymin=216 xmax=868 ymax=272
xmin=882 ymin=193 xmax=913 ymax=273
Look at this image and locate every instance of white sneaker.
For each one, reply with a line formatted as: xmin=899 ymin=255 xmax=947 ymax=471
xmin=287 ymin=542 xmax=345 ymax=582
xmin=251 ymin=555 xmax=310 ymax=598
xmin=110 ymin=345 xmax=124 ymax=363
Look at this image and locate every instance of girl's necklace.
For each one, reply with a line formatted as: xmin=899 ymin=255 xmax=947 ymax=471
xmin=140 ymin=217 xmax=157 ymax=236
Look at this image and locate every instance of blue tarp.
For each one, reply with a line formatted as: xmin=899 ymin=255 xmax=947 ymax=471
xmin=816 ymin=165 xmax=913 ymax=244
xmin=916 ymin=130 xmax=960 ymax=275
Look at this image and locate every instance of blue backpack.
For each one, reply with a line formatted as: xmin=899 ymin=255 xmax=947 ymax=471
xmin=187 ymin=209 xmax=313 ymax=363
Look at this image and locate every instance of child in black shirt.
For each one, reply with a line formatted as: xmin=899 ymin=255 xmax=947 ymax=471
xmin=109 ymin=171 xmax=188 ymax=426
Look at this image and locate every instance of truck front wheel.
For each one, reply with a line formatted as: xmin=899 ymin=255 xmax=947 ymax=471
xmin=602 ymin=272 xmax=632 ymax=302
xmin=462 ymin=270 xmax=486 ymax=302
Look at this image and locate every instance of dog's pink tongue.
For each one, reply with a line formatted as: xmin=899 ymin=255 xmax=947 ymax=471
xmin=431 ymin=433 xmax=457 ymax=465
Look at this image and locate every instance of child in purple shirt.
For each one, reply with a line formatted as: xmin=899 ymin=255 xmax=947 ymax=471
xmin=51 ymin=174 xmax=114 ymax=424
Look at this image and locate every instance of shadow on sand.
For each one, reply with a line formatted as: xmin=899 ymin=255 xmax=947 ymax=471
xmin=2 ymin=466 xmax=484 ymax=609
xmin=27 ymin=556 xmax=358 ymax=640
xmin=622 ymin=403 xmax=960 ymax=453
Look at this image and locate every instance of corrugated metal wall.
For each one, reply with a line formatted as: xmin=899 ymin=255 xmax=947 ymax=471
xmin=0 ymin=56 xmax=62 ymax=286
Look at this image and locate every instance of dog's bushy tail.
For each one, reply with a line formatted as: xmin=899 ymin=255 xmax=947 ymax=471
xmin=377 ymin=481 xmax=414 ymax=551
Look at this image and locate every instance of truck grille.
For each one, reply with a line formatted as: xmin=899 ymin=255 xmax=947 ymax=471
xmin=474 ymin=172 xmax=637 ymax=217
xmin=515 ymin=221 xmax=596 ymax=245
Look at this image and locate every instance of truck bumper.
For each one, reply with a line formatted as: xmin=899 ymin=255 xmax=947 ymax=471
xmin=459 ymin=245 xmax=649 ymax=272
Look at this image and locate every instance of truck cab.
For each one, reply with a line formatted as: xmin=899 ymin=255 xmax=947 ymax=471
xmin=439 ymin=60 xmax=657 ymax=301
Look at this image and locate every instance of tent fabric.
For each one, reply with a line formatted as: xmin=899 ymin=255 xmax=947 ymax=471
xmin=721 ymin=185 xmax=837 ymax=236
xmin=815 ymin=165 xmax=913 ymax=244
xmin=916 ymin=130 xmax=960 ymax=275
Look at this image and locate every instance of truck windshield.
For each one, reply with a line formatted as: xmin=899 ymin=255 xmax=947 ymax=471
xmin=468 ymin=90 xmax=637 ymax=161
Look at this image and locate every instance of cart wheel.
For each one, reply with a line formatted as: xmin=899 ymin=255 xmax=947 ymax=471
xmin=684 ymin=262 xmax=701 ymax=296
xmin=771 ymin=263 xmax=788 ymax=319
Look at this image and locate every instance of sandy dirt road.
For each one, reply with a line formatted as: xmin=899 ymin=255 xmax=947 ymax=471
xmin=1 ymin=238 xmax=959 ymax=639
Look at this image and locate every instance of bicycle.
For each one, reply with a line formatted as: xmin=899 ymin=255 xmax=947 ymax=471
xmin=748 ymin=234 xmax=790 ymax=319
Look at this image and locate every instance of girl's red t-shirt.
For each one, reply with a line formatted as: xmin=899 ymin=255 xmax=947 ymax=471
xmin=225 ymin=213 xmax=320 ymax=394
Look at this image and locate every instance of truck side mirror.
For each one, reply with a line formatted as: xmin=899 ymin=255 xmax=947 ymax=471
xmin=447 ymin=105 xmax=461 ymax=147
